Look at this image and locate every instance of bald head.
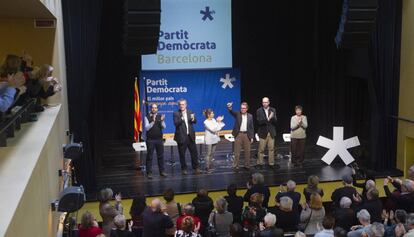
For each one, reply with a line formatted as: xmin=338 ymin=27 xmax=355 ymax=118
xmin=150 ymin=198 xmax=162 ymax=212
xmin=262 ymin=97 xmax=270 ymax=109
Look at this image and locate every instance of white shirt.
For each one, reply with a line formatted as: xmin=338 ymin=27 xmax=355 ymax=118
xmin=240 ymin=114 xmax=248 ymax=132
xmin=182 ymin=110 xmax=189 ymax=134
xmin=204 ymin=119 xmax=225 ymax=145
xmin=264 ymin=107 xmax=269 ymax=119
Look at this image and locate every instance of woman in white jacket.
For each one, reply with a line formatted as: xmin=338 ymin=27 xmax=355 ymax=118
xmin=203 ymin=108 xmax=225 ymax=173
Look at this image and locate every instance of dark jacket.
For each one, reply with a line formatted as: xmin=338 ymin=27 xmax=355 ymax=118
xmin=173 ymin=109 xmax=196 ymax=143
xmin=276 ymin=191 xmax=302 ymax=212
xmin=228 ymin=109 xmax=254 ymax=140
xmin=110 ymin=229 xmax=134 ymax=237
xmin=354 ymin=198 xmax=383 ymax=223
xmin=192 ymin=196 xmax=214 ymax=228
xmin=256 ymin=107 xmax=277 ymax=139
xmin=268 ymin=206 xmax=298 ymax=232
xmin=331 ymin=186 xmax=358 ymax=207
xmin=243 ymin=184 xmax=271 ymax=208
xmin=225 ymin=195 xmax=244 ymax=223
xmin=333 ymin=208 xmax=356 ymax=231
xmin=384 ymin=184 xmax=414 ymax=213
xmin=258 ymin=227 xmax=284 ymax=237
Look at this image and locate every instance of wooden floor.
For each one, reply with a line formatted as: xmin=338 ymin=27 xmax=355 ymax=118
xmin=87 ymin=139 xmax=403 ymax=201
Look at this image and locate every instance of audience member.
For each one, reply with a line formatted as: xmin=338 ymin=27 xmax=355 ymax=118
xmin=142 ymin=199 xmax=174 ymax=237
xmin=334 ymin=227 xmax=348 ymax=237
xmin=224 ymin=184 xmax=244 ymax=224
xmin=276 ymin=180 xmax=302 ymax=213
xmin=347 ymin=209 xmax=371 ymax=237
xmin=177 ymin=204 xmax=201 ymax=232
xmin=269 ymin=196 xmax=298 ymax=232
xmin=192 ymin=189 xmax=214 ymax=235
xmin=354 ymin=188 xmax=383 ymax=223
xmin=78 ymin=211 xmax=103 ymax=237
xmin=384 ymin=178 xmax=414 ymax=213
xmin=303 ymin=175 xmax=324 ymax=203
xmin=404 ymin=214 xmax=414 ymax=237
xmin=365 ymin=222 xmax=385 ymax=237
xmin=242 ymin=193 xmax=268 ymax=235
xmin=110 ymin=214 xmax=134 ymax=237
xmin=384 ymin=209 xmax=407 ymax=237
xmin=334 ymin=197 xmax=356 ymax=231
xmin=244 ymin=173 xmax=271 ymax=208
xmin=98 ymin=188 xmax=123 ymax=237
xmin=208 ymin=197 xmax=233 ymax=237
xmin=314 ymin=216 xmax=335 ymax=237
xmin=175 ymin=216 xmax=201 ymax=237
xmin=331 ymin=175 xmax=358 ymax=208
xmin=300 ymin=193 xmax=325 ymax=235
xmin=258 ymin=213 xmax=284 ymax=237
xmin=164 ymin=188 xmax=181 ymax=234
xmin=129 ymin=194 xmax=147 ymax=237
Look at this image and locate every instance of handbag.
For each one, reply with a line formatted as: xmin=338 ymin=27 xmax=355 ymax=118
xmin=298 ymin=209 xmax=313 ymax=232
xmin=205 ymin=212 xmax=217 ymax=237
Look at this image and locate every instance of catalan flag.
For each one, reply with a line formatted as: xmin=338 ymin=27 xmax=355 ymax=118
xmin=133 ymin=78 xmax=142 ymax=141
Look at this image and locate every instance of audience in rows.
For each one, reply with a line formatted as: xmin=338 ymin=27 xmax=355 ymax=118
xmin=78 ymin=165 xmax=414 ymax=237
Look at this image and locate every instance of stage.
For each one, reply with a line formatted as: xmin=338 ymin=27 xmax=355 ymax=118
xmin=86 ymin=139 xmax=403 ymax=201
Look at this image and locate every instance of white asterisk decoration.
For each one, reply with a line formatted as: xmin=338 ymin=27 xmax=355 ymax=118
xmin=317 ymin=126 xmax=360 ymax=165
xmin=220 ymin=73 xmax=236 ymax=89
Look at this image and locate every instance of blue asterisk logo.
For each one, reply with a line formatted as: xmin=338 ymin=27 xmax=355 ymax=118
xmin=200 ymin=6 xmax=215 ymax=21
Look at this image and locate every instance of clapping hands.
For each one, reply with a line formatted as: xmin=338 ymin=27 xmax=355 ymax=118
xmin=216 ymin=115 xmax=224 ymax=123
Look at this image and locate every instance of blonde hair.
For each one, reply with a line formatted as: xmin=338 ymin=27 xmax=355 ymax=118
xmin=181 ymin=216 xmax=194 ymax=233
xmin=309 ymin=193 xmax=323 ymax=210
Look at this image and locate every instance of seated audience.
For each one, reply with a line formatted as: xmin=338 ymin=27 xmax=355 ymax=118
xmin=142 ymin=199 xmax=174 ymax=237
xmin=331 ymin=175 xmax=358 ymax=208
xmin=258 ymin=213 xmax=284 ymax=237
xmin=276 ymin=180 xmax=302 ymax=213
xmin=244 ymin=173 xmax=271 ymax=208
xmin=384 ymin=178 xmax=414 ymax=213
xmin=177 ymin=204 xmax=201 ymax=232
xmin=110 ymin=214 xmax=133 ymax=237
xmin=334 ymin=197 xmax=357 ymax=231
xmin=98 ymin=188 xmax=123 ymax=237
xmin=175 ymin=216 xmax=201 ymax=237
xmin=300 ymin=193 xmax=325 ymax=235
xmin=269 ymin=196 xmax=298 ymax=232
xmin=224 ymin=184 xmax=244 ymax=224
xmin=354 ymin=188 xmax=383 ymax=223
xmin=303 ymin=175 xmax=324 ymax=203
xmin=405 ymin=214 xmax=414 ymax=237
xmin=208 ymin=197 xmax=233 ymax=237
xmin=192 ymin=189 xmax=214 ymax=235
xmin=347 ymin=209 xmax=371 ymax=237
xmin=129 ymin=194 xmax=147 ymax=237
xmin=164 ymin=188 xmax=181 ymax=234
xmin=314 ymin=216 xmax=335 ymax=237
xmin=384 ymin=209 xmax=407 ymax=237
xmin=78 ymin=211 xmax=103 ymax=237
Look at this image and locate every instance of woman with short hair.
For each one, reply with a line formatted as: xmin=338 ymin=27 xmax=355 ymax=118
xmin=203 ymin=108 xmax=225 ymax=172
xmin=208 ymin=197 xmax=233 ymax=237
xmin=299 ymin=193 xmax=325 ymax=235
xmin=98 ymin=188 xmax=123 ymax=237
xmin=290 ymin=105 xmax=308 ymax=167
xmin=78 ymin=211 xmax=103 ymax=237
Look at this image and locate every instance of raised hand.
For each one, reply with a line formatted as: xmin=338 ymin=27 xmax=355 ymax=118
xmin=216 ymin=116 xmax=224 ymax=123
xmin=115 ymin=193 xmax=122 ymax=202
xmin=190 ymin=113 xmax=195 ymax=121
xmin=161 ymin=114 xmax=165 ymax=121
xmin=194 ymin=221 xmax=201 ymax=233
xmin=227 ymin=102 xmax=233 ymax=108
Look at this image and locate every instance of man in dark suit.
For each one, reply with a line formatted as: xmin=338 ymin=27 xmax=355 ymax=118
xmin=173 ymin=99 xmax=200 ymax=175
xmin=227 ymin=101 xmax=254 ymax=170
xmin=256 ymin=97 xmax=278 ymax=169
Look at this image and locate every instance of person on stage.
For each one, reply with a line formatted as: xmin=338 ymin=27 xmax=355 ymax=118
xmin=227 ymin=101 xmax=254 ymax=171
xmin=173 ymin=99 xmax=201 ymax=175
xmin=290 ymin=105 xmax=308 ymax=167
xmin=203 ymin=108 xmax=225 ymax=173
xmin=144 ymin=103 xmax=167 ymax=179
xmin=256 ymin=97 xmax=278 ymax=170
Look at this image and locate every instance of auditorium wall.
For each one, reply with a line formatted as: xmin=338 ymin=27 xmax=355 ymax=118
xmin=397 ymin=0 xmax=414 ymax=176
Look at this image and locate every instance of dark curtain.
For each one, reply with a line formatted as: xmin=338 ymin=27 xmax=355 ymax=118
xmin=62 ymin=0 xmax=103 ymax=190
xmin=369 ymin=0 xmax=402 ymax=170
xmin=232 ymin=0 xmax=401 ymax=169
xmin=63 ymin=0 xmax=138 ymax=191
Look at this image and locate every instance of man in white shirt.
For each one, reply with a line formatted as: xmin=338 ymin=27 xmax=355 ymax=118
xmin=173 ymin=99 xmax=200 ymax=175
xmin=228 ymin=102 xmax=254 ymax=171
